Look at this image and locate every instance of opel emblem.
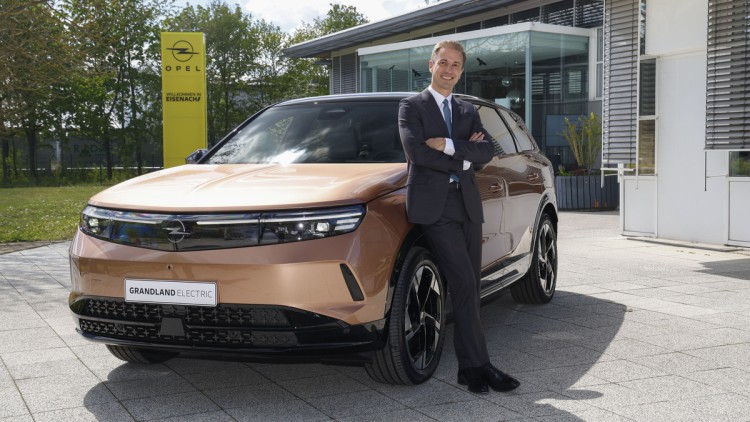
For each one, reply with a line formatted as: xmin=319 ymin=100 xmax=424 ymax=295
xmin=164 ymin=220 xmax=190 ymax=244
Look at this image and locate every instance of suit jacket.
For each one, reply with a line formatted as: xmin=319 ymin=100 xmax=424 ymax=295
xmin=399 ymin=90 xmax=495 ymax=225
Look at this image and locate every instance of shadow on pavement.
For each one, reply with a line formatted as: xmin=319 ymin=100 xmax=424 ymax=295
xmin=82 ymin=290 xmax=625 ymax=420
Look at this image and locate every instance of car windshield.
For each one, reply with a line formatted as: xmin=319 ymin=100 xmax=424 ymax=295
xmin=206 ymin=101 xmax=405 ymax=164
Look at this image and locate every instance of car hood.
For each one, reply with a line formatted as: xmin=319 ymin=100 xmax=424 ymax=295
xmin=89 ymin=164 xmax=407 ymax=212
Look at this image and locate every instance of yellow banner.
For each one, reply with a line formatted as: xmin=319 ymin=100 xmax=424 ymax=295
xmin=161 ymin=32 xmax=207 ymax=168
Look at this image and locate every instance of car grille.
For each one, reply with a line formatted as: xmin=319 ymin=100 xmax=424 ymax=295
xmin=73 ymin=298 xmax=336 ymax=349
xmin=82 ymin=298 xmax=291 ymax=327
xmin=78 ymin=319 xmax=297 ymax=347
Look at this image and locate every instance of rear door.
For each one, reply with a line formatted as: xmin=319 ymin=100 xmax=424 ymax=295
xmin=474 ymin=105 xmax=516 ymax=271
xmin=497 ymin=109 xmax=546 ymax=259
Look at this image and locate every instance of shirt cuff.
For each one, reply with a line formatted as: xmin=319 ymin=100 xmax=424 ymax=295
xmin=444 ymin=138 xmax=455 ymax=156
xmin=445 ymin=139 xmax=471 ymax=169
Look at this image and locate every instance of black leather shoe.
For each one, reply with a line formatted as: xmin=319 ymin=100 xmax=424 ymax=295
xmin=457 ymin=368 xmax=489 ymax=394
xmin=480 ymin=363 xmax=520 ymax=392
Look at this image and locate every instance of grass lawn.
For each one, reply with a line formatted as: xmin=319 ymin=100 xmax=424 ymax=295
xmin=0 ymin=186 xmax=108 ymax=243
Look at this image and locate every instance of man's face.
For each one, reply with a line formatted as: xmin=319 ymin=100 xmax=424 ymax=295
xmin=429 ymin=47 xmax=464 ymax=95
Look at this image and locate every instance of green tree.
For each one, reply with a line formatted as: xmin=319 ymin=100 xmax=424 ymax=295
xmin=0 ymin=0 xmax=77 ymax=183
xmin=166 ymin=1 xmax=260 ymax=145
xmin=285 ymin=3 xmax=369 ymax=97
xmin=64 ymin=0 xmax=171 ymax=180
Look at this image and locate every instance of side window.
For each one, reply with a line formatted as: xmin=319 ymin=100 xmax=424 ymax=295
xmin=500 ymin=110 xmax=535 ymax=152
xmin=476 ymin=105 xmax=517 ymax=155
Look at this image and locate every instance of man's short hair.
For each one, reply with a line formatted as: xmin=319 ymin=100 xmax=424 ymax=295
xmin=431 ymin=40 xmax=466 ymax=67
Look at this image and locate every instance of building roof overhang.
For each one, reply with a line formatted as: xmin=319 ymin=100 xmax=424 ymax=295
xmin=283 ymin=0 xmax=528 ymax=58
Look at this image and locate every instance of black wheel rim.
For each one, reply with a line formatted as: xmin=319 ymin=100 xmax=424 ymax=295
xmin=404 ymin=261 xmax=443 ymax=371
xmin=536 ymin=221 xmax=557 ymax=294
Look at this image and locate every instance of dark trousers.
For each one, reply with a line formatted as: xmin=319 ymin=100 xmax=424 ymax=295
xmin=421 ymin=187 xmax=490 ymax=370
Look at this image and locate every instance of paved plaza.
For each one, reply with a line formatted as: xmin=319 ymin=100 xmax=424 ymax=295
xmin=1 ymin=211 xmax=750 ymax=421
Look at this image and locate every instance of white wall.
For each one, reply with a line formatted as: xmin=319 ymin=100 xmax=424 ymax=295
xmin=655 ymin=52 xmax=727 ymax=244
xmin=641 ymin=0 xmax=728 ymax=245
xmin=646 ymin=0 xmax=707 ymax=56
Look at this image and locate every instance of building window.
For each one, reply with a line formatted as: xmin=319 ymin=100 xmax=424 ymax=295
xmin=596 ymin=27 xmax=603 ymax=99
xmin=482 ymin=15 xmax=508 ymax=29
xmin=639 ymin=0 xmax=647 ymax=55
xmin=639 ymin=59 xmax=656 ymax=116
xmin=602 ymin=0 xmax=638 ymax=168
xmin=705 ymin=0 xmax=750 ymax=150
xmin=457 ymin=22 xmax=481 ymax=33
xmin=638 ymin=120 xmax=655 ymax=175
xmin=730 ymin=151 xmax=750 ymax=176
xmin=637 ymin=59 xmax=656 ymax=175
xmin=542 ymin=0 xmax=575 ymax=27
xmin=511 ymin=7 xmax=541 ymax=24
xmin=575 ymin=0 xmax=604 ymax=28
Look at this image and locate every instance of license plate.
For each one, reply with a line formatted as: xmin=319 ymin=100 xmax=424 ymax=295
xmin=125 ymin=279 xmax=217 ymax=306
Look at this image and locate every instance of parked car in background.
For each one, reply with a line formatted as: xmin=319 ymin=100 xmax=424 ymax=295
xmin=69 ymin=92 xmax=558 ymax=385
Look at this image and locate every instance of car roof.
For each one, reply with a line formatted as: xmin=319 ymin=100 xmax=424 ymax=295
xmin=275 ymin=92 xmax=506 ymax=111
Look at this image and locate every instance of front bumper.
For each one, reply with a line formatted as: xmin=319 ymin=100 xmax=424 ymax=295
xmin=71 ymin=296 xmax=385 ymax=362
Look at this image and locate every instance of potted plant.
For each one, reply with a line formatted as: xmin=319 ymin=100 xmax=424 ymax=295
xmin=556 ymin=112 xmax=618 ymax=210
xmin=562 ymin=112 xmax=601 ymax=174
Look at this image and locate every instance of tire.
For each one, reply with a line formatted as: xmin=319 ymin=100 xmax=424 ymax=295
xmin=366 ymin=247 xmax=446 ymax=385
xmin=511 ymin=213 xmax=557 ymax=304
xmin=106 ymin=344 xmax=178 ymax=364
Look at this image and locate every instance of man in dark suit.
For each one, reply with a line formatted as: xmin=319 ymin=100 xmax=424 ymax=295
xmin=398 ymin=40 xmax=520 ymax=394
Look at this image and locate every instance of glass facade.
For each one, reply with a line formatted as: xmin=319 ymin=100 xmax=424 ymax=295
xmin=359 ymin=28 xmax=592 ymax=171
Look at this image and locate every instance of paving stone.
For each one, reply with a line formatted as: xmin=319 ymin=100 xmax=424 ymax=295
xmin=0 ymin=327 xmax=66 ymax=354
xmin=585 ymin=360 xmax=667 ymax=383
xmin=225 ymin=399 xmax=329 ymax=422
xmin=31 ymin=402 xmax=134 ymax=422
xmin=681 ymin=367 xmax=750 ymax=395
xmin=629 ymin=352 xmax=724 ymax=375
xmin=278 ymin=373 xmax=370 ymax=399
xmin=415 ymin=399 xmax=522 ymax=422
xmin=120 ymin=392 xmax=219 ymax=421
xmin=0 ymin=387 xmax=29 ymax=418
xmin=336 ymin=409 xmax=436 ymax=422
xmin=372 ymin=378 xmax=474 ymax=407
xmin=619 ymin=375 xmax=725 ymax=401
xmin=251 ymin=362 xmax=338 ymax=381
xmin=203 ymin=383 xmax=296 ymax=410
xmin=307 ymin=389 xmax=405 ymax=419
xmin=149 ymin=410 xmax=236 ymax=422
xmin=105 ymin=373 xmax=197 ymax=400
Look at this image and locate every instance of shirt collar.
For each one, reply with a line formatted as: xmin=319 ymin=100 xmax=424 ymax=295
xmin=427 ymin=86 xmax=452 ymax=109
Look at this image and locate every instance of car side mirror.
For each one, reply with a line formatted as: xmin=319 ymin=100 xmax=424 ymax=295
xmin=185 ymin=148 xmax=208 ymax=164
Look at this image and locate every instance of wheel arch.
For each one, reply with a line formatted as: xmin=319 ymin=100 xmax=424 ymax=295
xmin=382 ymin=226 xmax=430 ymax=319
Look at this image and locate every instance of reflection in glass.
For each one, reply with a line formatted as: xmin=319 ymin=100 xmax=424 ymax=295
xmin=638 ymin=120 xmax=656 ymax=175
xmin=730 ymin=151 xmax=750 ymax=177
xmin=358 ymin=27 xmax=592 ymax=173
xmin=464 ymin=33 xmax=529 ymax=118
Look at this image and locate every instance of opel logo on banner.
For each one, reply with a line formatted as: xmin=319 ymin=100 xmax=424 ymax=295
xmin=167 ymin=40 xmax=199 ymax=63
xmin=164 ymin=220 xmax=190 ymax=244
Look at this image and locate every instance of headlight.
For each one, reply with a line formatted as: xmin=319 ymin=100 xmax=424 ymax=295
xmin=79 ymin=205 xmax=366 ymax=251
xmin=258 ymin=208 xmax=364 ymax=244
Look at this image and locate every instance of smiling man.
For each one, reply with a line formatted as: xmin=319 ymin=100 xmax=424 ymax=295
xmin=398 ymin=40 xmax=520 ymax=394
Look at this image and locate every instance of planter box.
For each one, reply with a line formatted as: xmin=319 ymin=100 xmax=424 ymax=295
xmin=555 ymin=175 xmax=619 ymax=210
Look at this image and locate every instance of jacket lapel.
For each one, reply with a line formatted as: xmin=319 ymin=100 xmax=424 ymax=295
xmin=421 ymin=90 xmax=451 ymax=136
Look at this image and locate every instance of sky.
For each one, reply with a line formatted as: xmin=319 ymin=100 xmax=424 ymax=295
xmin=178 ymin=0 xmax=432 ymax=33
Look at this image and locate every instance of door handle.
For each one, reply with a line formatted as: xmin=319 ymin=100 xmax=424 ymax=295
xmin=527 ymin=173 xmax=540 ymax=182
xmin=490 ymin=183 xmax=504 ymax=192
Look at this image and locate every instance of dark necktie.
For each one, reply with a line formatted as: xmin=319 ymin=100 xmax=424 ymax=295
xmin=442 ymin=98 xmax=452 ymax=136
xmin=443 ymin=99 xmax=460 ymax=184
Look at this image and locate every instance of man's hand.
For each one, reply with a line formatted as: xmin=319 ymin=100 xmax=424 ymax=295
xmin=425 ymin=137 xmax=446 ymax=151
xmin=469 ymin=132 xmax=485 ymax=142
